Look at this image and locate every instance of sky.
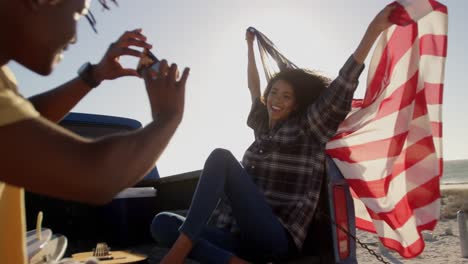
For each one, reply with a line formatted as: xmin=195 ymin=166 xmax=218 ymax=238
xmin=9 ymin=0 xmax=467 ymax=177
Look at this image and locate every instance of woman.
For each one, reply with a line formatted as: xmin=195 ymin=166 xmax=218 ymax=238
xmin=151 ymin=5 xmax=394 ymax=264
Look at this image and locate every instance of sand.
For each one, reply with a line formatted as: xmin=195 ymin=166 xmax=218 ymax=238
xmin=356 ymin=184 xmax=468 ymax=263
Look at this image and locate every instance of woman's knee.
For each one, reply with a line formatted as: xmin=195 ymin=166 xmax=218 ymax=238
xmin=207 ymin=148 xmax=235 ymax=164
xmin=150 ymin=212 xmax=184 ymax=247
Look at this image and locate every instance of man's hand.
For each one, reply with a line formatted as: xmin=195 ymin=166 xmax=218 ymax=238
xmin=142 ymin=60 xmax=190 ymax=122
xmin=93 ymin=29 xmax=152 ymax=83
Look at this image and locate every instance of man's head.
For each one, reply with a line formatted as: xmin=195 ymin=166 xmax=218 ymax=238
xmin=0 ymin=0 xmax=116 ymax=76
xmin=0 ymin=0 xmax=91 ymax=75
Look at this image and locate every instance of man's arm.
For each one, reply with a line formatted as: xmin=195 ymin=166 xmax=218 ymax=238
xmin=0 ymin=60 xmax=190 ymax=205
xmin=29 ymin=29 xmax=152 ymax=123
xmin=29 ymin=78 xmax=93 ymax=123
xmin=246 ymin=30 xmax=261 ymax=102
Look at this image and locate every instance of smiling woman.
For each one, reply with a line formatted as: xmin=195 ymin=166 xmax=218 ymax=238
xmin=149 ymin=4 xmax=397 ymax=263
xmin=266 ymin=79 xmax=297 ymax=128
xmin=262 ymin=69 xmax=330 ymax=128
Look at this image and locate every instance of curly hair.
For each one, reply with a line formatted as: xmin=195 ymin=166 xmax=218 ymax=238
xmin=96 ymin=0 xmax=118 ymax=9
xmin=262 ymin=69 xmax=331 ymax=116
xmin=86 ymin=0 xmax=119 ymax=33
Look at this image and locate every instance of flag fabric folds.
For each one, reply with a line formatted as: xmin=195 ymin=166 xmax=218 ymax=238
xmin=250 ymin=0 xmax=448 ymax=258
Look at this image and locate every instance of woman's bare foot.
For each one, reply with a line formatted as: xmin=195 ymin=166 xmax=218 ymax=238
xmin=228 ymin=255 xmax=251 ymax=264
xmin=159 ymin=233 xmax=193 ymax=264
xmin=159 ymin=252 xmax=185 ymax=264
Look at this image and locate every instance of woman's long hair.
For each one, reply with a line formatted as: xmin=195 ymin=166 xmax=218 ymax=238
xmin=249 ymin=27 xmax=331 ymax=115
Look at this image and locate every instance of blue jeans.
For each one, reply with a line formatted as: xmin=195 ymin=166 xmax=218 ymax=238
xmin=150 ymin=149 xmax=294 ymax=264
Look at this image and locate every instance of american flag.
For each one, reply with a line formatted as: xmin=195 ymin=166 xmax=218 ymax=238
xmin=326 ymin=0 xmax=448 ymax=258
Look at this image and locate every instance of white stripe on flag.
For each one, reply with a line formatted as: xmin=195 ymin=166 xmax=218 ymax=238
xmin=333 ymin=158 xmax=398 ymax=181
xmin=419 ymin=56 xmax=446 ymax=84
xmin=418 ymin=12 xmax=448 ymax=37
xmin=366 ymin=26 xmax=397 ymax=86
xmin=358 ymin=155 xmax=439 ymax=209
xmin=427 ymin=105 xmax=442 ymax=123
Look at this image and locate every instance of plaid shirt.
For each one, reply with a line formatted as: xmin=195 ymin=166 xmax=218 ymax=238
xmin=211 ymin=55 xmax=364 ymax=250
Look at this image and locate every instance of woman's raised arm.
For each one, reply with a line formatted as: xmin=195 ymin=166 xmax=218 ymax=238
xmin=246 ymin=29 xmax=261 ymax=103
xmin=353 ymin=5 xmax=395 ymax=64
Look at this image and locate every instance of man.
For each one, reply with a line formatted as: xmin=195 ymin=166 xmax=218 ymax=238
xmin=0 ymin=0 xmax=190 ymax=263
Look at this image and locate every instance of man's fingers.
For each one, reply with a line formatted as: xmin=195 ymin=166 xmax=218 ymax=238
xmin=118 ymin=38 xmax=152 ymax=50
xmin=177 ymin=68 xmax=190 ymax=88
xmin=158 ymin=60 xmax=169 ymax=76
xmin=118 ymin=29 xmax=147 ymax=42
xmin=168 ymin=64 xmax=178 ymax=83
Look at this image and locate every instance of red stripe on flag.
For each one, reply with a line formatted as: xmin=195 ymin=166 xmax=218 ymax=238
xmin=364 ymin=178 xmax=440 ymax=230
xmin=351 ymin=99 xmax=363 ymax=108
xmin=327 ymin=133 xmax=409 ymax=163
xmin=374 ymin=72 xmax=419 ymax=120
xmin=332 ymin=81 xmax=443 ymax=141
xmin=355 ymin=217 xmax=438 ymax=239
xmin=425 ymin=82 xmax=443 ymax=105
xmin=330 ymin=131 xmax=353 ymax=141
xmin=439 ymin=157 xmax=444 ymax=178
xmin=355 ymin=217 xmax=438 ymax=258
xmin=388 ymin=2 xmax=414 ymax=26
xmin=355 ymin=217 xmax=376 ymax=233
xmin=412 ymin=90 xmax=429 ymax=120
xmin=432 ymin=122 xmax=442 ymax=137
xmin=413 ymin=82 xmax=444 ymax=120
xmin=420 ymin=35 xmax=447 ymax=57
xmin=429 ymin=0 xmax=448 ymax=14
xmin=417 ymin=219 xmax=439 ymax=232
xmin=380 ymin=235 xmax=425 ymax=258
xmin=345 ymin=136 xmax=437 ymax=198
xmin=378 ymin=219 xmax=438 ymax=258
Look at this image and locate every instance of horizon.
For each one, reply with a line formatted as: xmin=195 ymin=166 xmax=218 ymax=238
xmin=445 ymin=159 xmax=468 ymax=162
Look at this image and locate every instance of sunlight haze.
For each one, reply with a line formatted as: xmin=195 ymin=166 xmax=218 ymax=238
xmin=9 ymin=0 xmax=466 ymax=176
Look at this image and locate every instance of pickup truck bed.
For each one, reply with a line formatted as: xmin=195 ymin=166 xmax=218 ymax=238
xmin=25 ymin=112 xmax=357 ymax=264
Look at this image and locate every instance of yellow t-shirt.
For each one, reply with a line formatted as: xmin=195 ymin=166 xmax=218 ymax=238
xmin=0 ymin=66 xmax=40 ymax=264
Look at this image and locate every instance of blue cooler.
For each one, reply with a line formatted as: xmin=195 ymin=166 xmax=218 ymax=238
xmin=103 ymin=168 xmax=159 ymax=247
xmin=25 ymin=113 xmax=162 ymax=253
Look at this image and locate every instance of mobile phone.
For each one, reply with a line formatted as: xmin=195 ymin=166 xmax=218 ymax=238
xmin=137 ymin=49 xmax=161 ymax=77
